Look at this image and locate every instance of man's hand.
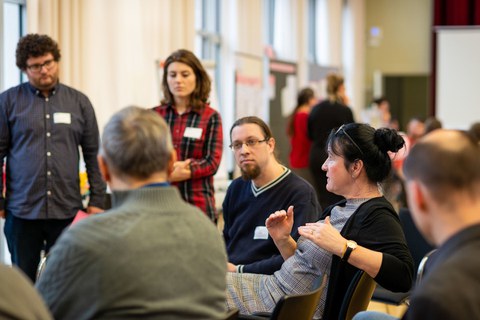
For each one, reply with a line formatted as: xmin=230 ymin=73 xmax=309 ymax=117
xmin=0 ymin=209 xmax=5 ymax=219
xmin=227 ymin=262 xmax=237 ymax=272
xmin=86 ymin=206 xmax=103 ymax=214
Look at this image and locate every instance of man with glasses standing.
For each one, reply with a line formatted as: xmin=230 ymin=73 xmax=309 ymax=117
xmin=223 ymin=116 xmax=320 ymax=275
xmin=0 ymin=34 xmax=106 ymax=281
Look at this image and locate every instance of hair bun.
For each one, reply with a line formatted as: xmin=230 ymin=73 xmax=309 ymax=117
xmin=374 ymin=128 xmax=405 ymax=153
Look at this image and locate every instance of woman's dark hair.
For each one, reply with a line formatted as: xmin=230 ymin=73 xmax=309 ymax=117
xmin=287 ymin=88 xmax=315 ymax=137
xmin=161 ymin=49 xmax=211 ymax=111
xmin=16 ymin=34 xmax=61 ymax=70
xmin=327 ymin=123 xmax=405 ymax=183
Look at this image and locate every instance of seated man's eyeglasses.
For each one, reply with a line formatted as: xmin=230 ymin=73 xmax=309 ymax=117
xmin=229 ymin=138 xmax=269 ymax=151
xmin=26 ymin=59 xmax=56 ymax=73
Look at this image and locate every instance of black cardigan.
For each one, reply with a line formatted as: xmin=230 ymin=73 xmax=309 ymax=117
xmin=322 ymin=197 xmax=414 ymax=319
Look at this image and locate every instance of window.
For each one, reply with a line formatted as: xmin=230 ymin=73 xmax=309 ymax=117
xmin=267 ymin=0 xmax=297 ymax=61
xmin=1 ymin=0 xmax=26 ymax=265
xmin=195 ymin=0 xmax=221 ymax=111
xmin=1 ymin=0 xmax=26 ymax=90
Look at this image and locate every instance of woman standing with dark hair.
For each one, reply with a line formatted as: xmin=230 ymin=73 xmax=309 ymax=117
xmin=226 ymin=123 xmax=413 ymax=319
xmin=308 ymin=73 xmax=354 ymax=209
xmin=153 ymin=49 xmax=223 ymax=221
xmin=287 ymin=88 xmax=317 ymax=186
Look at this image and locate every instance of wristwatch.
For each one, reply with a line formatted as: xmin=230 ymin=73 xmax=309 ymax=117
xmin=341 ymin=240 xmax=358 ymax=262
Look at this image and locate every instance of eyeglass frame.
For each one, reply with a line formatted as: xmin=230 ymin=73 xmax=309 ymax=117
xmin=229 ymin=138 xmax=270 ymax=151
xmin=26 ymin=59 xmax=56 ymax=73
xmin=335 ymin=124 xmax=364 ymax=156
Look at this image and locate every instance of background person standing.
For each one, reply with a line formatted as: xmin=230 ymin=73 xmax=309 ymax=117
xmin=0 ymin=34 xmax=106 ymax=281
xmin=286 ymin=87 xmax=317 ymax=187
xmin=308 ymin=73 xmax=354 ymax=210
xmin=153 ymin=49 xmax=223 ymax=221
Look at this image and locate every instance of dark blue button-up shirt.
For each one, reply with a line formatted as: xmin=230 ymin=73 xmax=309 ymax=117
xmin=0 ymin=82 xmax=106 ymax=219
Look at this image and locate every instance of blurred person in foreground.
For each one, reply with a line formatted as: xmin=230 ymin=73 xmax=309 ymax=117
xmin=0 ymin=263 xmax=52 ymax=319
xmin=354 ymin=129 xmax=480 ymax=320
xmin=37 ymin=106 xmax=227 ymax=319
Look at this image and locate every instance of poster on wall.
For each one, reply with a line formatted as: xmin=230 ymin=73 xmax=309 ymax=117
xmin=269 ymin=60 xmax=297 ymax=166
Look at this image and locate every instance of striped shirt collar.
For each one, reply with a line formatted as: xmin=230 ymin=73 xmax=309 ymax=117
xmin=251 ymin=166 xmax=291 ymax=197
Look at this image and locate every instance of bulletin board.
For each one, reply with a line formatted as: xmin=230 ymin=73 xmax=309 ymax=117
xmin=269 ymin=59 xmax=298 ymax=166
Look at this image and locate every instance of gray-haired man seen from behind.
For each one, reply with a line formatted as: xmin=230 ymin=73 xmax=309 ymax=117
xmin=36 ymin=106 xmax=228 ymax=319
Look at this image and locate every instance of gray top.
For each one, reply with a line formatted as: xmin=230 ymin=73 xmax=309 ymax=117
xmin=226 ymin=198 xmax=368 ymax=319
xmin=0 ymin=263 xmax=53 ymax=320
xmin=37 ymin=186 xmax=228 ymax=319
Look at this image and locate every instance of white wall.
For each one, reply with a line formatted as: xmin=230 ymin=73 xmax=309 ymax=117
xmin=436 ymin=28 xmax=480 ymax=130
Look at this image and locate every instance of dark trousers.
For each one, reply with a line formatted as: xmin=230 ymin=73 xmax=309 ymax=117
xmin=4 ymin=214 xmax=73 ymax=282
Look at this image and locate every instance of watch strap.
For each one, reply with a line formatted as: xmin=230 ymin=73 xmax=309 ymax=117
xmin=342 ymin=246 xmax=353 ymax=262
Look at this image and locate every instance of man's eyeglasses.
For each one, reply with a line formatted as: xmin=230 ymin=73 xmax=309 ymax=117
xmin=229 ymin=138 xmax=269 ymax=151
xmin=26 ymin=59 xmax=56 ymax=73
xmin=335 ymin=125 xmax=364 ymax=156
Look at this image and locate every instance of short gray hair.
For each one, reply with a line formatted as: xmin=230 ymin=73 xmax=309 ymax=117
xmin=100 ymin=106 xmax=173 ymax=179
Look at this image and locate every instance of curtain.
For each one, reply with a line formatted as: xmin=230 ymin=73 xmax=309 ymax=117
xmin=26 ymin=0 xmax=195 ymax=133
xmin=431 ymin=0 xmax=480 ymax=114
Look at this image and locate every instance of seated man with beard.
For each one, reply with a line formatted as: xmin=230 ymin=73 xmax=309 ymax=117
xmin=223 ymin=116 xmax=321 ymax=275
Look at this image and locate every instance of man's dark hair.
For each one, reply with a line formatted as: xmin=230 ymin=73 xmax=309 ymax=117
xmin=230 ymin=116 xmax=274 ymax=142
xmin=16 ymin=34 xmax=61 ymax=70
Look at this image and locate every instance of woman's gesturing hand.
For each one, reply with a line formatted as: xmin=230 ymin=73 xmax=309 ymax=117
xmin=298 ymin=216 xmax=346 ymax=257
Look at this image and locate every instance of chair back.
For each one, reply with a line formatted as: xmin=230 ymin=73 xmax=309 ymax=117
xmin=416 ymin=249 xmax=437 ymax=286
xmin=270 ymin=275 xmax=327 ymax=320
xmin=338 ymin=270 xmax=376 ymax=320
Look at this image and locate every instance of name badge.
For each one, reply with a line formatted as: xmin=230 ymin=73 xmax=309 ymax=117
xmin=53 ymin=112 xmax=71 ymax=124
xmin=184 ymin=127 xmax=203 ymax=139
xmin=253 ymin=226 xmax=269 ymax=240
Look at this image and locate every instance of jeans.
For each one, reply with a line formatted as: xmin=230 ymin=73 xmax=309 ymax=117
xmin=353 ymin=311 xmax=400 ymax=320
xmin=4 ymin=213 xmax=73 ymax=282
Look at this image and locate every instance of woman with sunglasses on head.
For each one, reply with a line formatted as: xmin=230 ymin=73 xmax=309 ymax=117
xmin=226 ymin=123 xmax=414 ymax=319
xmin=153 ymin=49 xmax=223 ymax=221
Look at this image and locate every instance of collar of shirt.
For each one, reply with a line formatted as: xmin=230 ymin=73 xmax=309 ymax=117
xmin=27 ymin=81 xmax=60 ymax=97
xmin=141 ymin=182 xmax=170 ymax=188
xmin=166 ymin=103 xmax=202 ymax=115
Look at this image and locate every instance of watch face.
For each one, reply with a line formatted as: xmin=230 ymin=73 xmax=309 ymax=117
xmin=347 ymin=240 xmax=357 ymax=249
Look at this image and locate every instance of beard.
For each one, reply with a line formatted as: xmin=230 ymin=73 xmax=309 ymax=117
xmin=240 ymin=163 xmax=261 ymax=180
